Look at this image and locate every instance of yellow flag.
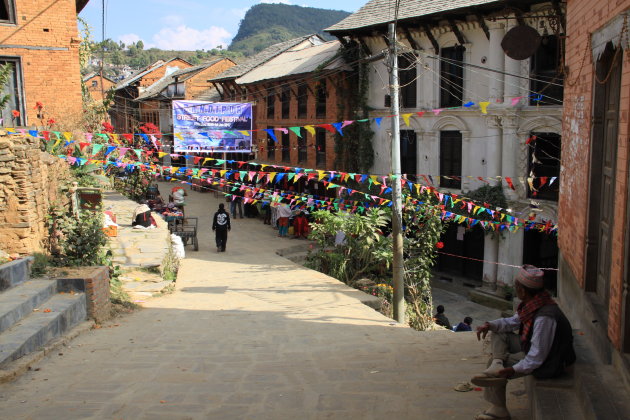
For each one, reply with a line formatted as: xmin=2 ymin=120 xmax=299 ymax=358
xmin=479 ymin=102 xmax=490 ymax=114
xmin=269 ymin=172 xmax=277 ymax=182
xmin=5 ymin=128 xmax=15 ymax=133
xmin=203 ymin=158 xmax=213 ymax=165
xmin=304 ymin=125 xmax=315 ymax=136
xmin=238 ymin=131 xmax=250 ymax=137
xmin=111 ymin=134 xmax=120 ymax=144
xmin=63 ymin=132 xmax=72 ymax=141
xmin=158 ymin=152 xmax=167 ymax=158
xmin=175 ymin=133 xmax=184 ymax=140
xmin=317 ymin=171 xmax=326 ymax=181
xmin=402 ymin=113 xmax=412 ymax=127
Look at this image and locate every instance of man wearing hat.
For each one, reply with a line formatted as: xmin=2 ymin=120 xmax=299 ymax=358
xmin=471 ymin=265 xmax=576 ymax=420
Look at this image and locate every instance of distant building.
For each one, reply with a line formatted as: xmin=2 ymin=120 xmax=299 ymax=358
xmin=558 ymin=0 xmax=630 ymax=380
xmin=133 ymin=58 xmax=235 ymax=147
xmin=327 ymin=0 xmax=564 ymax=293
xmin=0 ymin=0 xmax=89 ymax=126
xmin=110 ymin=58 xmax=192 ymax=132
xmin=83 ymin=72 xmax=116 ymax=102
xmin=210 ymin=35 xmax=353 ymax=171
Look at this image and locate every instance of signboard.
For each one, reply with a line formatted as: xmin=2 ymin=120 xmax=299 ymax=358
xmin=172 ymin=101 xmax=252 ymax=153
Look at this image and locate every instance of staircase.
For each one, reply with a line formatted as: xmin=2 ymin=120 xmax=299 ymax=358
xmin=528 ymin=330 xmax=630 ymax=420
xmin=0 ymin=258 xmax=87 ymax=370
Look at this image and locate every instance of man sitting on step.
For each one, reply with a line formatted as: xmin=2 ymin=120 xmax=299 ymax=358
xmin=471 ymin=265 xmax=576 ymax=420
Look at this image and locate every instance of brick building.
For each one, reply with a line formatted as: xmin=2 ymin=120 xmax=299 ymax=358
xmin=134 ymin=58 xmax=235 ymax=143
xmin=0 ymin=0 xmax=88 ymax=126
xmin=559 ymin=0 xmax=630 ymax=382
xmin=83 ymin=71 xmax=115 ymax=102
xmin=209 ymin=35 xmax=353 ymax=172
xmin=110 ymin=57 xmax=191 ymax=132
xmin=234 ymin=40 xmax=350 ymax=171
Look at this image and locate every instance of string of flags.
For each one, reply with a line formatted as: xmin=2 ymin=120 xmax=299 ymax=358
xmin=54 ymin=147 xmax=558 ymax=234
xmin=3 ymin=93 xmax=540 ymax=144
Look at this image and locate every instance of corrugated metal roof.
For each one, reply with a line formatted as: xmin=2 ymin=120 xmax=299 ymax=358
xmin=209 ymin=35 xmax=324 ymax=82
xmin=136 ymin=59 xmax=225 ymax=101
xmin=235 ymin=40 xmax=347 ymax=85
xmin=82 ymin=72 xmax=115 ymax=83
xmin=326 ymin=0 xmax=500 ymax=33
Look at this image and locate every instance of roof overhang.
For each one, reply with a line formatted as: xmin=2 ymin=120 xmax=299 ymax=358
xmin=77 ymin=0 xmax=90 ymax=13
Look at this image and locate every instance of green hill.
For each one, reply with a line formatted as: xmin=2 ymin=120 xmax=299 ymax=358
xmin=229 ymin=4 xmax=351 ymax=56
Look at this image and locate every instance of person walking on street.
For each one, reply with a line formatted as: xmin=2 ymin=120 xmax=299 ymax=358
xmin=230 ymin=192 xmax=243 ymax=219
xmin=212 ymin=203 xmax=231 ymax=252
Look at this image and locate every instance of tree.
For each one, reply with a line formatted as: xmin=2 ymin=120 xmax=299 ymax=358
xmin=136 ymin=40 xmax=144 ymax=50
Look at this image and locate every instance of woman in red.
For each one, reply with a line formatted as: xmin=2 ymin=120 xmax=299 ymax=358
xmin=293 ymin=211 xmax=309 ymax=239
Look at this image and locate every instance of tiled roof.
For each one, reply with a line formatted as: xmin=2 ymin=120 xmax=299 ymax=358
xmin=115 ymin=58 xmax=191 ymax=90
xmin=209 ymin=35 xmax=324 ymax=82
xmin=136 ymin=59 xmax=225 ymax=101
xmin=82 ymin=72 xmax=115 ymax=83
xmin=326 ymin=0 xmax=500 ymax=33
xmin=235 ymin=41 xmax=347 ymax=85
xmin=195 ymin=86 xmax=222 ymax=102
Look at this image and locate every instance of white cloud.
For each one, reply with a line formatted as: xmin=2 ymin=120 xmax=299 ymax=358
xmin=259 ymin=0 xmax=293 ymax=4
xmin=118 ymin=33 xmax=142 ymax=46
xmin=151 ymin=25 xmax=231 ymax=50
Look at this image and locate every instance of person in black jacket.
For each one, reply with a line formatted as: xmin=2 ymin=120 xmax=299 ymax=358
xmin=470 ymin=265 xmax=575 ymax=420
xmin=212 ymin=203 xmax=231 ymax=252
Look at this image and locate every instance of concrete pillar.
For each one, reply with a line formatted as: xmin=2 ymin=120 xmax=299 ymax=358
xmin=487 ymin=22 xmax=505 ymax=103
xmin=497 ymin=229 xmax=524 ymax=288
xmin=485 ymin=117 xmax=502 ymax=183
xmin=501 ymin=116 xmax=519 ymax=200
xmin=163 ymin=144 xmax=171 ymax=166
xmin=503 ymin=21 xmax=521 ymax=103
xmin=483 ymin=234 xmax=499 ymax=291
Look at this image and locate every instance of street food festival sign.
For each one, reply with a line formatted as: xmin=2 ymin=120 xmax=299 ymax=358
xmin=172 ymin=101 xmax=252 ymax=153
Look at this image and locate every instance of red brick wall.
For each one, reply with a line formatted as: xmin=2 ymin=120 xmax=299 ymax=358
xmin=184 ymin=59 xmax=235 ymax=100
xmin=85 ymin=75 xmax=115 ymax=102
xmin=0 ymin=0 xmax=83 ymax=125
xmin=242 ymin=74 xmax=350 ymax=171
xmin=560 ymin=0 xmax=630 ymax=349
xmin=81 ymin=266 xmax=111 ymax=324
xmin=138 ymin=58 xmax=191 ymax=88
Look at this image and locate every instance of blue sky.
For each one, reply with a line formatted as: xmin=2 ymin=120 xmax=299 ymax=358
xmin=79 ymin=0 xmax=366 ymax=51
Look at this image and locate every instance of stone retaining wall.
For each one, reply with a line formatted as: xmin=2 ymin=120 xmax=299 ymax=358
xmin=0 ymin=133 xmax=71 ymax=255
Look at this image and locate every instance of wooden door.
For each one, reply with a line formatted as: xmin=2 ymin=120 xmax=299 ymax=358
xmin=587 ymin=43 xmax=622 ymax=308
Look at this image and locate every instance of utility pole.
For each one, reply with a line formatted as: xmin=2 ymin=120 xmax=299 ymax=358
xmin=388 ymin=22 xmax=405 ymax=323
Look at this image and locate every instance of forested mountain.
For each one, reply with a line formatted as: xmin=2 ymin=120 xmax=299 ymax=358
xmin=229 ymin=4 xmax=350 ymax=56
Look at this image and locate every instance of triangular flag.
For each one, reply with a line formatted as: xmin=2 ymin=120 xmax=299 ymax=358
xmin=479 ymin=102 xmax=490 ymax=114
xmin=263 ymin=129 xmax=278 ymax=142
xmin=304 ymin=125 xmax=315 ymax=136
xmin=511 ymin=96 xmax=523 ymax=106
xmin=91 ymin=144 xmax=103 ymax=156
xmin=375 ymin=117 xmax=382 ymax=126
xmin=432 ymin=109 xmax=443 ymax=116
xmin=332 ymin=122 xmax=344 ymax=135
xmin=402 ymin=113 xmax=412 ymax=127
xmin=175 ymin=133 xmax=184 ymax=140
xmin=289 ymin=127 xmax=302 ymax=137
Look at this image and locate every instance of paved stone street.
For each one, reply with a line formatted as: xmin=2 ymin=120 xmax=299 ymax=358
xmin=0 ymin=183 xmax=527 ymax=419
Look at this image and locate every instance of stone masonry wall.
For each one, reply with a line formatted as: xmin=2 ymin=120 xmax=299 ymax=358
xmin=560 ymin=0 xmax=630 ymax=349
xmin=0 ymin=133 xmax=70 ymax=255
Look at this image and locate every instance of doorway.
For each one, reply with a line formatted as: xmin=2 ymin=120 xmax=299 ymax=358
xmin=585 ymin=42 xmax=622 ymax=312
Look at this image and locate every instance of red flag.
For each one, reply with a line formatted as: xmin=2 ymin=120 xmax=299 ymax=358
xmin=505 ymin=177 xmax=516 ymax=190
xmin=122 ymin=133 xmax=133 ymax=142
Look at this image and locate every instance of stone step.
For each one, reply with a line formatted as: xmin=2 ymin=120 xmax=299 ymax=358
xmin=531 ymin=384 xmax=585 ymax=420
xmin=0 ymin=280 xmax=57 ymax=334
xmin=0 ymin=258 xmax=33 ymax=292
xmin=122 ymin=280 xmax=172 ymax=293
xmin=575 ymin=364 xmax=630 ymax=420
xmin=0 ymin=293 xmax=86 ymax=368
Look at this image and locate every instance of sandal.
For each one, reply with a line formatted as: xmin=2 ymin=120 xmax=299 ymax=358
xmin=453 ymin=382 xmax=474 ymax=392
xmin=474 ymin=411 xmax=511 ymax=420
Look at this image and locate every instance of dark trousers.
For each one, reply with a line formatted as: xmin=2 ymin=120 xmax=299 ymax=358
xmin=215 ymin=228 xmax=228 ymax=251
